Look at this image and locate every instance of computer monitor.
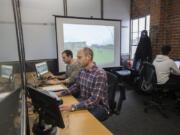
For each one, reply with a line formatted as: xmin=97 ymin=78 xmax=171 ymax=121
xmin=35 ymin=62 xmax=48 ymax=77
xmin=175 ymin=61 xmax=180 ymax=69
xmin=27 ymin=86 xmax=65 ymax=134
xmin=0 ymin=89 xmax=21 ymax=135
xmin=1 ymin=65 xmax=13 ymax=79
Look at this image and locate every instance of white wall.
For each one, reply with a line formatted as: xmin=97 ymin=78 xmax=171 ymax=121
xmin=0 ymin=0 xmax=130 ymax=61
xmin=104 ymin=0 xmax=130 ymax=54
xmin=20 ymin=0 xmax=64 ymax=60
xmin=67 ymin=0 xmax=101 ymax=18
xmin=0 ymin=0 xmax=19 ymax=62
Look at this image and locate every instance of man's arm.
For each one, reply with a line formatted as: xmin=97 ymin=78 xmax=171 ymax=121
xmin=65 ymin=64 xmax=81 ymax=84
xmin=170 ymin=61 xmax=180 ymax=75
xmin=57 ymin=74 xmax=66 ymax=80
xmin=58 ymin=72 xmax=81 ymax=96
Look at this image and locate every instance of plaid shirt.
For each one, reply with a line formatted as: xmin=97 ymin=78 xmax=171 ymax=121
xmin=62 ymin=64 xmax=109 ymax=111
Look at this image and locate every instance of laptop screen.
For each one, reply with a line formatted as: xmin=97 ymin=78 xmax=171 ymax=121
xmin=175 ymin=61 xmax=180 ymax=69
xmin=1 ymin=65 xmax=13 ymax=79
xmin=35 ymin=62 xmax=48 ymax=77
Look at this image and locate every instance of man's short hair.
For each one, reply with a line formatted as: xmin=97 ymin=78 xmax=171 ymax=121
xmin=62 ymin=50 xmax=73 ymax=58
xmin=161 ymin=45 xmax=171 ymax=55
xmin=83 ymin=47 xmax=93 ymax=60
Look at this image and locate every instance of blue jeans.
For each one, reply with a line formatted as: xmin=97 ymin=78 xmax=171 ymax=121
xmin=88 ymin=106 xmax=109 ymax=121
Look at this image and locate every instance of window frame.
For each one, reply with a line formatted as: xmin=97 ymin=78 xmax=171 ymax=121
xmin=130 ymin=15 xmax=150 ymax=59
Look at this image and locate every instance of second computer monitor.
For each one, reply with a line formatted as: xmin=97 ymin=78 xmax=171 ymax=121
xmin=35 ymin=62 xmax=48 ymax=77
xmin=0 ymin=65 xmax=13 ymax=79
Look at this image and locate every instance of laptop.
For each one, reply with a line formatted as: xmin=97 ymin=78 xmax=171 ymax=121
xmin=1 ymin=65 xmax=13 ymax=79
xmin=35 ymin=62 xmax=49 ymax=78
xmin=175 ymin=61 xmax=180 ymax=69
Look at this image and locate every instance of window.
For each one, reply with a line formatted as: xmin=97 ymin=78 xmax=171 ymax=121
xmin=130 ymin=15 xmax=150 ymax=59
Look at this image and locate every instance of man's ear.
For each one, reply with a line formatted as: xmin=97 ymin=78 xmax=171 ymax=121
xmin=86 ymin=54 xmax=91 ymax=61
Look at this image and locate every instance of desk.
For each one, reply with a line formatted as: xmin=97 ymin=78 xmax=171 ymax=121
xmin=56 ymin=96 xmax=112 ymax=135
xmin=116 ymin=70 xmax=131 ymax=77
xmin=26 ymin=72 xmax=112 ymax=135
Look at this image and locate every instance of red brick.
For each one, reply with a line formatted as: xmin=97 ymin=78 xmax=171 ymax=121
xmin=131 ymin=0 xmax=180 ymax=59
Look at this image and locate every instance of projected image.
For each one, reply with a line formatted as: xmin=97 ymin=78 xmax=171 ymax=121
xmin=63 ymin=24 xmax=115 ymax=65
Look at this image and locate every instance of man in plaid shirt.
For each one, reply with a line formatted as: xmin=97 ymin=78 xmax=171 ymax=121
xmin=57 ymin=47 xmax=109 ymax=121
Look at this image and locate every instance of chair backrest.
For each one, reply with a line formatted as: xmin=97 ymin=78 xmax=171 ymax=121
xmin=106 ymin=71 xmax=119 ymax=114
xmin=139 ymin=62 xmax=157 ymax=92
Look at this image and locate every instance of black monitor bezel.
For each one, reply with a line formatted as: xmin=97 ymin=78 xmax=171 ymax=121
xmin=27 ymin=86 xmax=65 ymax=128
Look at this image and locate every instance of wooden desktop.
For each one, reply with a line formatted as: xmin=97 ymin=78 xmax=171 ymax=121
xmin=56 ymin=96 xmax=112 ymax=135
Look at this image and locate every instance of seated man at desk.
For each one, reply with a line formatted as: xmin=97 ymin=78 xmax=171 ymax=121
xmin=56 ymin=47 xmax=110 ymax=121
xmin=153 ymin=45 xmax=180 ymax=87
xmin=47 ymin=50 xmax=81 ymax=87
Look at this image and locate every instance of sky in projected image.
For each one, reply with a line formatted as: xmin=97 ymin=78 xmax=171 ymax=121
xmin=63 ymin=24 xmax=114 ymax=46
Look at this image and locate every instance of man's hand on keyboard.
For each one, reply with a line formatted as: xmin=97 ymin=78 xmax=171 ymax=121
xmin=55 ymin=91 xmax=63 ymax=97
xmin=47 ymin=75 xmax=56 ymax=80
xmin=59 ymin=104 xmax=73 ymax=111
xmin=45 ymin=79 xmax=61 ymax=85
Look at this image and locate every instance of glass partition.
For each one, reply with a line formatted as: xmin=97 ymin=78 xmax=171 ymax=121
xmin=0 ymin=0 xmax=22 ymax=98
xmin=0 ymin=0 xmax=26 ymax=135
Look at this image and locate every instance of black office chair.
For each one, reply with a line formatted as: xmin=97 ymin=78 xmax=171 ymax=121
xmin=139 ymin=62 xmax=168 ymax=118
xmin=106 ymin=71 xmax=124 ymax=115
xmin=109 ymin=69 xmax=128 ymax=114
xmin=139 ymin=62 xmax=156 ymax=93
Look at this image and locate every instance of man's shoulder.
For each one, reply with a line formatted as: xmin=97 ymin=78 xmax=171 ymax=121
xmin=94 ymin=67 xmax=106 ymax=76
xmin=71 ymin=60 xmax=78 ymax=66
xmin=96 ymin=67 xmax=105 ymax=72
xmin=71 ymin=60 xmax=81 ymax=68
xmin=168 ymin=59 xmax=177 ymax=67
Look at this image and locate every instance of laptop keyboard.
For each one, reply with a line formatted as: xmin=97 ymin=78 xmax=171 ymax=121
xmin=40 ymin=84 xmax=67 ymax=92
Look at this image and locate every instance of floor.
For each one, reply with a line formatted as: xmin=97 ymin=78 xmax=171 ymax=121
xmin=103 ymin=90 xmax=180 ymax=135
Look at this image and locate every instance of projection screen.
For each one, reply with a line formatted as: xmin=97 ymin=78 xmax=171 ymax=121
xmin=55 ymin=16 xmax=121 ymax=72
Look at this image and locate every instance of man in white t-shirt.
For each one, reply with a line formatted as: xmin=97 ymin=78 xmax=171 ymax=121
xmin=153 ymin=45 xmax=180 ymax=87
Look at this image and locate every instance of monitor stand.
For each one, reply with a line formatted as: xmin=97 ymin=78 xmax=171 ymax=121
xmin=32 ymin=110 xmax=57 ymax=135
xmin=33 ymin=123 xmax=57 ymax=135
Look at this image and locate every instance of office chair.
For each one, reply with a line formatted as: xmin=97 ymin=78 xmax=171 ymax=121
xmin=106 ymin=71 xmax=125 ymax=115
xmin=139 ymin=62 xmax=168 ymax=118
xmin=108 ymin=68 xmax=128 ymax=114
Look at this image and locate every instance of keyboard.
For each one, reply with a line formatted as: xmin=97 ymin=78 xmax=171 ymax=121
xmin=48 ymin=91 xmax=60 ymax=101
xmin=40 ymin=84 xmax=67 ymax=92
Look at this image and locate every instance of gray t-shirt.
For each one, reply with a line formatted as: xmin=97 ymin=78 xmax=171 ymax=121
xmin=65 ymin=60 xmax=81 ymax=85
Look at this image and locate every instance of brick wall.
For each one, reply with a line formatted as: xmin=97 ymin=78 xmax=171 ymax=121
xmin=166 ymin=0 xmax=180 ymax=59
xmin=131 ymin=0 xmax=180 ymax=60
